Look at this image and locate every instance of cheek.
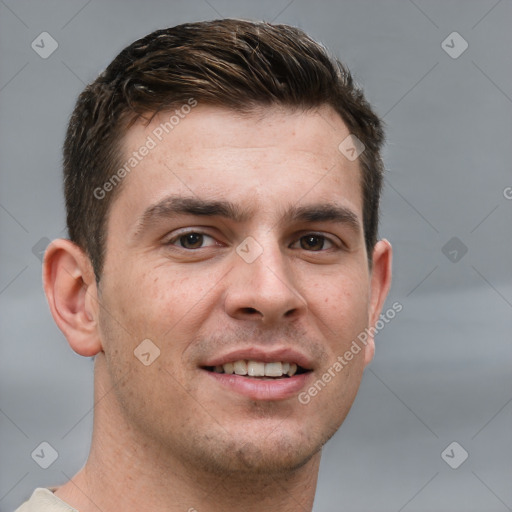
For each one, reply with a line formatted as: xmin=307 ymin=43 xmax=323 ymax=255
xmin=116 ymin=265 xmax=216 ymax=340
xmin=312 ymin=272 xmax=370 ymax=335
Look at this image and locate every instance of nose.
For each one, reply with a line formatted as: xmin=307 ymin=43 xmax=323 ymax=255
xmin=223 ymin=237 xmax=307 ymax=325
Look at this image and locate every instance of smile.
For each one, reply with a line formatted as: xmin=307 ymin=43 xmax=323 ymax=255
xmin=201 ymin=358 xmax=313 ymax=400
xmin=203 ymin=360 xmax=308 ymax=378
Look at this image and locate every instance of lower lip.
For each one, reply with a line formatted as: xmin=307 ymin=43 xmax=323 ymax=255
xmin=203 ymin=370 xmax=312 ymax=401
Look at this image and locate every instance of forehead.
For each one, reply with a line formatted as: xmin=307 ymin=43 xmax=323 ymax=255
xmin=110 ymin=105 xmax=363 ymax=234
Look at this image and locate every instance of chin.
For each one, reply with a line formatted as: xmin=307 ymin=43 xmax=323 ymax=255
xmin=232 ymin=441 xmax=321 ymax=475
xmin=178 ymin=421 xmax=330 ymax=477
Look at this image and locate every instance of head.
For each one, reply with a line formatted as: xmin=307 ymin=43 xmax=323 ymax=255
xmin=45 ymin=19 xmax=391 ymax=478
xmin=63 ymin=19 xmax=385 ymax=281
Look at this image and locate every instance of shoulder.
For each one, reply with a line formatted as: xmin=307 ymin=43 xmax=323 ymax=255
xmin=14 ymin=488 xmax=78 ymax=512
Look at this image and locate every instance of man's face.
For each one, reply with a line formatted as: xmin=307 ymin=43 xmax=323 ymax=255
xmin=96 ymin=104 xmax=379 ymax=475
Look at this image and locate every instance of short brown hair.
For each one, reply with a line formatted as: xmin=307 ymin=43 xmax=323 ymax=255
xmin=63 ymin=19 xmax=385 ymax=281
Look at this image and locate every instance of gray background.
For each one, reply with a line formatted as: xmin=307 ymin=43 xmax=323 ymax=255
xmin=1 ymin=1 xmax=511 ymax=511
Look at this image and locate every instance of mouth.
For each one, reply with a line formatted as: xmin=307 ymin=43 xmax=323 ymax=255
xmin=200 ymin=351 xmax=314 ymax=401
xmin=202 ymin=360 xmax=311 ymax=379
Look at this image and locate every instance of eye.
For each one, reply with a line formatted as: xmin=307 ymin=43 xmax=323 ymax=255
xmin=167 ymin=231 xmax=218 ymax=250
xmin=291 ymin=234 xmax=337 ymax=251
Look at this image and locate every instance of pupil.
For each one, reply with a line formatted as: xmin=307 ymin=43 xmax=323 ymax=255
xmin=301 ymin=235 xmax=323 ymax=251
xmin=181 ymin=233 xmax=203 ymax=249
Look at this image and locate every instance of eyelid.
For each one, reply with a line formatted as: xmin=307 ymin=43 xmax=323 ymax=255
xmin=163 ymin=228 xmax=345 ymax=251
xmin=165 ymin=228 xmax=220 ymax=248
xmin=289 ymin=231 xmax=342 ymax=250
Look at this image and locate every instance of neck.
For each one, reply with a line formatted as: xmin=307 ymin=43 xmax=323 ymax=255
xmin=54 ymin=356 xmax=320 ymax=512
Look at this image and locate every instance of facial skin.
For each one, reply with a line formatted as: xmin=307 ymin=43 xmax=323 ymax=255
xmin=44 ymin=104 xmax=391 ymax=512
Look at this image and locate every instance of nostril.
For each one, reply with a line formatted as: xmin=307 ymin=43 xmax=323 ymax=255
xmin=241 ymin=307 xmax=259 ymax=315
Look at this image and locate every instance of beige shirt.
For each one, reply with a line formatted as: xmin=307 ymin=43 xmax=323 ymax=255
xmin=14 ymin=488 xmax=77 ymax=512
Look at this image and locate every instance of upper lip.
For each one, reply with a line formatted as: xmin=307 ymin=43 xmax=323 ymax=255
xmin=201 ymin=347 xmax=314 ymax=370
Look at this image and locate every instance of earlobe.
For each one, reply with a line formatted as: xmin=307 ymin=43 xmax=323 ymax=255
xmin=43 ymin=238 xmax=103 ymax=357
xmin=363 ymin=239 xmax=393 ymax=367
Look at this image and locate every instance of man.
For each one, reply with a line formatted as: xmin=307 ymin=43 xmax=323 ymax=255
xmin=16 ymin=19 xmax=391 ymax=512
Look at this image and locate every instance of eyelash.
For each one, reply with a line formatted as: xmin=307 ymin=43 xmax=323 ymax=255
xmin=165 ymin=230 xmax=342 ymax=252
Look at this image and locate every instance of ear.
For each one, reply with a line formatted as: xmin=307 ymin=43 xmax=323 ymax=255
xmin=363 ymin=239 xmax=393 ymax=366
xmin=43 ymin=238 xmax=103 ymax=357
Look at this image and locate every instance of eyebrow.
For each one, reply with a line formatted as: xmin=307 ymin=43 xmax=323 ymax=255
xmin=132 ymin=195 xmax=361 ymax=238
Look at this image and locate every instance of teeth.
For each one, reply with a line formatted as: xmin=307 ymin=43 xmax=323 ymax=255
xmin=247 ymin=361 xmax=265 ymax=376
xmin=264 ymin=362 xmax=283 ymax=377
xmin=220 ymin=360 xmax=300 ymax=377
xmin=233 ymin=360 xmax=248 ymax=375
xmin=223 ymin=362 xmax=234 ymax=374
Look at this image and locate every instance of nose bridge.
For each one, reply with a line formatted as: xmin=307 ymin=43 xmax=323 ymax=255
xmin=248 ymin=237 xmax=289 ymax=290
xmin=225 ymin=232 xmax=306 ymax=322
